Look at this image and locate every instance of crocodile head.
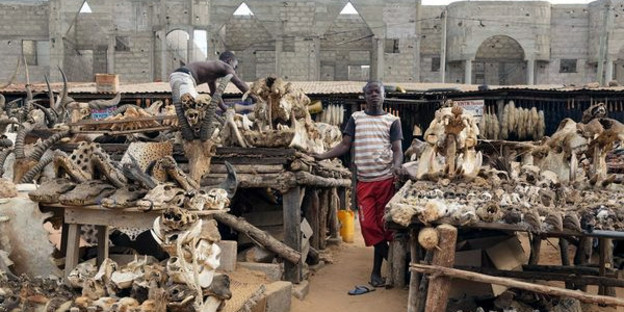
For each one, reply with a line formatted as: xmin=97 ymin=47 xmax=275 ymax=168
xmin=58 ymin=180 xmax=116 ymax=206
xmin=28 ymin=178 xmax=76 ymax=204
xmin=101 ymin=185 xmax=148 ymax=209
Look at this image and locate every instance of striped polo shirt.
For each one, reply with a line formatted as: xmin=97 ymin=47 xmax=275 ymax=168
xmin=344 ymin=111 xmax=403 ymax=182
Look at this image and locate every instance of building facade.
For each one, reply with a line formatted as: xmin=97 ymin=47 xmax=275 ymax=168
xmin=0 ymin=0 xmax=621 ymax=86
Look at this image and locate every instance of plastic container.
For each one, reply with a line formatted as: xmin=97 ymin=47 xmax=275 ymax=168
xmin=337 ymin=209 xmax=355 ymax=243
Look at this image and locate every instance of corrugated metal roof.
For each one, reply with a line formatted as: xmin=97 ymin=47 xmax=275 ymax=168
xmin=4 ymin=81 xmax=624 ymax=96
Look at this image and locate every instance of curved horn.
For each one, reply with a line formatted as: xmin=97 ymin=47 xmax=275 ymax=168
xmin=88 ymin=93 xmax=121 ymax=109
xmin=58 ymin=66 xmax=75 ymax=108
xmin=20 ymin=151 xmax=54 ymax=183
xmin=28 ymin=130 xmax=70 ymax=161
xmin=14 ymin=122 xmax=34 ymax=159
xmin=172 ymin=81 xmax=195 ymax=141
xmin=200 ymin=74 xmax=232 ymax=141
xmin=0 ymin=147 xmax=13 ymax=177
xmin=32 ymin=103 xmax=57 ymax=128
xmin=0 ymin=94 xmax=5 ymax=111
xmin=44 ymin=75 xmax=57 ymax=116
xmin=218 ymin=161 xmax=238 ymax=199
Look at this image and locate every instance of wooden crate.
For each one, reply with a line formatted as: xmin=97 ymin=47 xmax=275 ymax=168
xmin=95 ymin=73 xmax=119 ymax=93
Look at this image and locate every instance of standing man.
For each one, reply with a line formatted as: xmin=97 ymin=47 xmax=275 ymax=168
xmin=314 ymin=80 xmax=404 ymax=287
xmin=169 ymin=51 xmax=249 ymax=111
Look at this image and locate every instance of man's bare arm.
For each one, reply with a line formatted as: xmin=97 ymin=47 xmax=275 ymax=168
xmin=391 ymin=140 xmax=405 ymax=177
xmin=315 ymin=135 xmax=352 ymax=160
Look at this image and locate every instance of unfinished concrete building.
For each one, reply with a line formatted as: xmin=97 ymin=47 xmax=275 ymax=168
xmin=0 ymin=0 xmax=622 ymax=86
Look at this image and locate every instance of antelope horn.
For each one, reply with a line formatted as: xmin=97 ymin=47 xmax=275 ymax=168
xmin=172 ymin=81 xmax=195 ymax=141
xmin=200 ymin=74 xmax=232 ymax=141
xmin=58 ymin=66 xmax=75 ymax=108
xmin=88 ymin=92 xmax=121 ymax=109
xmin=20 ymin=151 xmax=54 ymax=183
xmin=0 ymin=147 xmax=13 ymax=177
xmin=44 ymin=75 xmax=58 ymax=117
xmin=32 ymin=103 xmax=57 ymax=128
xmin=28 ymin=130 xmax=70 ymax=161
xmin=14 ymin=122 xmax=34 ymax=159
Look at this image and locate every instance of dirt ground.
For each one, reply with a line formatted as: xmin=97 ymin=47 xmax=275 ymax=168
xmin=292 ymin=223 xmax=408 ymax=312
xmin=292 ymin=224 xmax=622 ymax=312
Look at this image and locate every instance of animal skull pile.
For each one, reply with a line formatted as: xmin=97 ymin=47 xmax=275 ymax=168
xmin=386 ymin=177 xmax=624 ymax=233
xmin=221 ymin=75 xmax=340 ymax=153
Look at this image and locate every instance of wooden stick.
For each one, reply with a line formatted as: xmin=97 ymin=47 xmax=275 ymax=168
xmin=392 ymin=233 xmax=408 ymax=289
xmin=424 ymin=224 xmax=457 ymax=312
xmin=213 ymin=213 xmax=301 ymax=264
xmin=411 ymin=264 xmax=624 ymax=307
xmin=319 ymin=189 xmax=329 ymax=250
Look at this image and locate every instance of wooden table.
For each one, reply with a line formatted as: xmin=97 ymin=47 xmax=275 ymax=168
xmin=42 ymin=204 xmax=225 ymax=278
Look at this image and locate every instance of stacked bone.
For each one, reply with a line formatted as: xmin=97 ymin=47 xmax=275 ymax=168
xmin=413 ymin=102 xmax=482 ymax=180
xmin=88 ymin=101 xmax=173 ymax=131
xmin=64 ymin=217 xmax=231 ymax=312
xmin=478 ymin=101 xmax=546 ymax=141
xmin=221 ymin=75 xmax=341 ymax=153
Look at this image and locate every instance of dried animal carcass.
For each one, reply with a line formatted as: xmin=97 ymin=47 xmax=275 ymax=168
xmin=415 ymin=103 xmax=482 ymax=180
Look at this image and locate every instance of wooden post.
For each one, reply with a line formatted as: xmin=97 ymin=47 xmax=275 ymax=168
xmin=559 ymin=238 xmax=573 ymax=289
xmin=64 ymin=224 xmax=81 ymax=278
xmin=328 ymin=188 xmax=339 ymax=239
xmin=319 ymin=189 xmax=329 ymax=250
xmin=424 ymin=224 xmax=457 ymax=312
xmin=416 ymin=250 xmax=434 ymax=312
xmin=307 ymin=189 xmax=320 ymax=250
xmin=529 ymin=234 xmax=541 ymax=265
xmin=392 ymin=232 xmax=408 ymax=289
xmin=60 ymin=224 xmax=69 ymax=255
xmin=408 ymin=228 xmax=421 ymax=312
xmin=283 ymin=186 xmax=302 ymax=283
xmin=96 ymin=225 xmax=109 ymax=266
xmin=574 ymin=236 xmax=593 ymax=291
xmin=599 ymin=238 xmax=616 ymax=296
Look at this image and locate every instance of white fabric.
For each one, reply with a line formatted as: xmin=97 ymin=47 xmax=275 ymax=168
xmin=169 ymin=72 xmax=198 ymax=102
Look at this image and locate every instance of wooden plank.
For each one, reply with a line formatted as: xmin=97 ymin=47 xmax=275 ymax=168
xmin=411 ymin=264 xmax=624 ymax=307
xmin=64 ymin=224 xmax=81 ymax=278
xmin=424 ymin=224 xmax=457 ymax=312
xmin=96 ymin=225 xmax=109 ymax=266
xmin=64 ymin=207 xmax=158 ymax=229
xmin=283 ymin=187 xmax=302 ymax=283
xmin=455 ymin=266 xmax=624 ymax=288
xmin=210 ymin=164 xmax=284 ymax=174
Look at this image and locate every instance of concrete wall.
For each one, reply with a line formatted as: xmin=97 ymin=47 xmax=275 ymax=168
xmin=0 ymin=0 xmax=623 ymax=86
xmin=0 ymin=2 xmax=49 ymax=83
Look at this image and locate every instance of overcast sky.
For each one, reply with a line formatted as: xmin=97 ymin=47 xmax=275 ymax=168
xmin=422 ymin=0 xmax=593 ymax=4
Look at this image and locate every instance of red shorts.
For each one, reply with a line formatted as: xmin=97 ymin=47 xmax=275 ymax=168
xmin=356 ymin=177 xmax=395 ymax=246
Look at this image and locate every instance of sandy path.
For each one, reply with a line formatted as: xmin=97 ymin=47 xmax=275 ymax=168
xmin=292 ymin=224 xmax=408 ymax=312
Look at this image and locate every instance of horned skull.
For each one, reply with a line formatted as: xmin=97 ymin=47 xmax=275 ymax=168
xmin=205 ymin=188 xmax=230 ymax=210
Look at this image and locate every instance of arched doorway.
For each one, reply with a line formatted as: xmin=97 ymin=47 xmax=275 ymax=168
xmin=165 ymin=29 xmax=190 ymax=74
xmin=613 ymin=45 xmax=624 ymax=84
xmin=473 ymin=35 xmax=526 ymax=85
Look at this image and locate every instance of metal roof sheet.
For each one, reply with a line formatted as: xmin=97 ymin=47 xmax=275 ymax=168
xmin=4 ymin=81 xmax=624 ymax=96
